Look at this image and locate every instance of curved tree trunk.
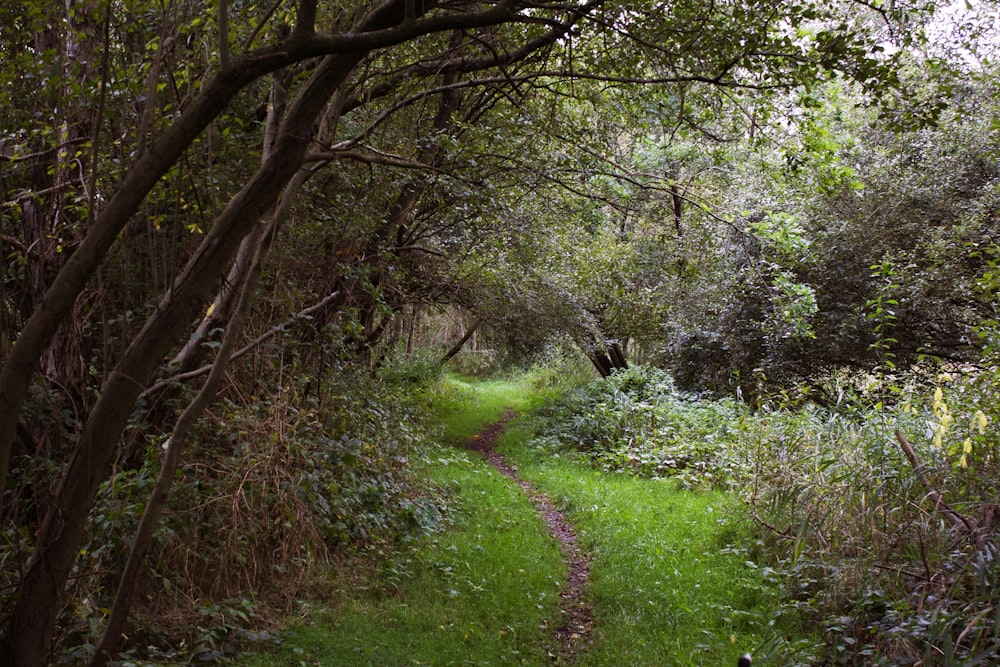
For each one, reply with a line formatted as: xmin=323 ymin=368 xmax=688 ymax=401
xmin=1 ymin=48 xmax=369 ymax=667
xmin=89 ymin=214 xmax=267 ymax=667
xmin=441 ymin=318 xmax=482 ymax=363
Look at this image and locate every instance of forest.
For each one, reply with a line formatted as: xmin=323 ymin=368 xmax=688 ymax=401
xmin=1 ymin=0 xmax=999 ymax=664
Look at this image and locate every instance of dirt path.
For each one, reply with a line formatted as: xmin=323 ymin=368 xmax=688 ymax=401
xmin=464 ymin=410 xmax=594 ymax=664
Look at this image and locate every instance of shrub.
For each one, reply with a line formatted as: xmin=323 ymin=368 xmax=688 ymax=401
xmin=529 ymin=363 xmax=1000 ymax=662
xmin=731 ymin=370 xmax=1000 ymax=663
xmin=531 ymin=366 xmax=741 ymax=487
xmin=57 ymin=359 xmax=449 ymax=661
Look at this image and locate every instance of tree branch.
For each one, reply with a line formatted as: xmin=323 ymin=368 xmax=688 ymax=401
xmin=305 ymin=147 xmax=436 ymax=170
xmin=142 ymin=290 xmax=341 ymax=399
xmin=219 ymin=0 xmax=231 ymax=69
xmin=894 ymin=430 xmax=975 ymax=535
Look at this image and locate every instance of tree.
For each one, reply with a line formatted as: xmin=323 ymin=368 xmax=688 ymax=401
xmin=0 ymin=0 xmax=940 ymax=661
xmin=1 ymin=1 xmax=597 ymax=662
xmin=660 ymin=53 xmax=1000 ymax=395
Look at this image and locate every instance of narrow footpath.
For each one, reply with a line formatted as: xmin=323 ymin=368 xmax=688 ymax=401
xmin=464 ymin=410 xmax=594 ymax=664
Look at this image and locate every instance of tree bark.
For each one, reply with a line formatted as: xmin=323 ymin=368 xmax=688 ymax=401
xmin=89 ymin=213 xmax=266 ymax=667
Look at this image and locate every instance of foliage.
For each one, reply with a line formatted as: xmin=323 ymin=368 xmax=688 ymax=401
xmin=531 ymin=366 xmax=742 ymax=487
xmin=446 ymin=349 xmax=502 ymax=378
xmin=236 ymin=376 xmax=564 ymax=667
xmin=44 ymin=359 xmax=447 ymax=661
xmin=539 ymin=363 xmax=1000 ymax=663
xmin=663 ymin=62 xmax=1000 ymax=394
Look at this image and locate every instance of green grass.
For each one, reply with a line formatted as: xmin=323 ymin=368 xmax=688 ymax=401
xmin=237 ymin=375 xmax=564 ymax=666
xmin=498 ymin=418 xmax=801 ymax=666
xmin=431 ymin=374 xmax=542 ymax=444
xmin=238 ymin=374 xmax=803 ymax=666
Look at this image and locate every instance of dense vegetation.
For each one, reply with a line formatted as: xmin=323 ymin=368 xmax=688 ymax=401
xmin=1 ymin=0 xmax=999 ymax=664
xmin=528 ymin=365 xmax=1000 ymax=663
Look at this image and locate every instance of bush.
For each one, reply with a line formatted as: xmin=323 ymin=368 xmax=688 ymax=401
xmin=727 ymin=370 xmax=1000 ymax=663
xmin=56 ymin=359 xmax=450 ymax=661
xmin=531 ymin=366 xmax=741 ymax=487
xmin=529 ymin=363 xmax=1000 ymax=662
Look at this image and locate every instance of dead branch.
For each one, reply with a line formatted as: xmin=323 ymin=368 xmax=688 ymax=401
xmin=894 ymin=430 xmax=976 ymax=535
xmin=142 ymin=290 xmax=340 ymax=398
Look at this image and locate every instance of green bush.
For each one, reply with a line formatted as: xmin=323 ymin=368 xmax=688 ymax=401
xmin=60 ymin=359 xmax=450 ymax=661
xmin=530 ymin=364 xmax=1000 ymax=662
xmin=532 ymin=366 xmax=740 ymax=487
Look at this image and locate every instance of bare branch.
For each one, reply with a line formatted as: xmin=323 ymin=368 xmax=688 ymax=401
xmin=143 ymin=291 xmax=341 ymax=398
xmin=895 ymin=430 xmax=977 ymax=536
xmin=305 ymin=147 xmax=436 ymax=170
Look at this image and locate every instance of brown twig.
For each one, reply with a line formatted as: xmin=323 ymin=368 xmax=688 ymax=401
xmin=894 ymin=430 xmax=975 ymax=535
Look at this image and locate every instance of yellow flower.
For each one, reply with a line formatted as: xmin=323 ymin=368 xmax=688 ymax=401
xmin=975 ymin=410 xmax=989 ymax=434
xmin=934 ymin=387 xmax=944 ymax=402
xmin=961 ymin=454 xmax=969 ymax=469
xmin=963 ymin=437 xmax=973 ymax=455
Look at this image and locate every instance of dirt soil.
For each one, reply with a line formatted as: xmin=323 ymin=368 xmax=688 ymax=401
xmin=464 ymin=410 xmax=594 ymax=664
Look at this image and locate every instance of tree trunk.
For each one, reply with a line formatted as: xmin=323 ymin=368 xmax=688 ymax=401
xmin=90 ymin=212 xmax=266 ymax=667
xmin=609 ymin=341 xmax=629 ymax=371
xmin=441 ymin=318 xmax=482 ymax=363
xmin=0 ymin=35 xmax=304 ymax=519
xmin=589 ymin=350 xmax=613 ymax=377
xmin=1 ymin=49 xmax=368 ymax=667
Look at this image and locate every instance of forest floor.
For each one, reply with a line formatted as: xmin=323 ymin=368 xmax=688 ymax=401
xmin=237 ymin=375 xmax=782 ymax=666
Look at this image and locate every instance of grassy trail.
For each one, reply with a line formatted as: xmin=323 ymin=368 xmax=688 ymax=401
xmin=239 ymin=375 xmax=778 ymax=666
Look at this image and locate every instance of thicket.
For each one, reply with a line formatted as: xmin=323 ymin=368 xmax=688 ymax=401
xmin=663 ymin=66 xmax=1000 ymax=396
xmin=2 ymin=0 xmax=996 ymax=661
xmin=2 ymin=355 xmax=450 ymax=663
xmin=529 ymin=364 xmax=1000 ymax=663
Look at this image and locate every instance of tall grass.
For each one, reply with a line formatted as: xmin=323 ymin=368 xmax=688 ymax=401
xmin=732 ymin=372 xmax=1000 ymax=664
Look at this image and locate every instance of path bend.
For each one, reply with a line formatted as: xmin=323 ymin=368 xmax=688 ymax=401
xmin=464 ymin=410 xmax=594 ymax=664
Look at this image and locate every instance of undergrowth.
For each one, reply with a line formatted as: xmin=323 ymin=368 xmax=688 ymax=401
xmin=529 ymin=364 xmax=1000 ymax=664
xmin=500 ymin=414 xmax=800 ymax=666
xmin=236 ymin=367 xmax=571 ymax=666
xmin=530 ymin=366 xmax=740 ymax=487
xmin=43 ymin=355 xmax=451 ymax=663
